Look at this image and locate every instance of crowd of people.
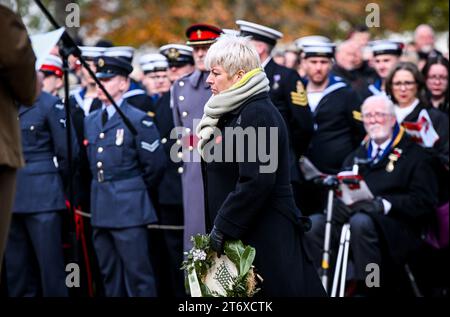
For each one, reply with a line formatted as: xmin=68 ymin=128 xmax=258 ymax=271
xmin=0 ymin=3 xmax=448 ymax=297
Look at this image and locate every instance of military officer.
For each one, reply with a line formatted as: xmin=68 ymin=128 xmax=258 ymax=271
xmin=235 ymin=20 xmax=314 ymax=208
xmin=104 ymin=46 xmax=155 ymax=115
xmin=139 ymin=53 xmax=171 ymax=102
xmin=4 ymin=91 xmax=78 ymax=297
xmin=300 ymin=42 xmax=365 ymax=214
xmin=84 ymin=56 xmax=165 ymax=297
xmin=160 ymin=43 xmax=195 ymax=83
xmin=70 ymin=46 xmax=105 ymax=119
xmin=171 ymin=23 xmax=222 ymax=251
xmin=367 ymin=40 xmax=403 ymax=96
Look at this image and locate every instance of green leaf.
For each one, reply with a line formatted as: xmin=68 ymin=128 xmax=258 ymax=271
xmin=224 ymin=240 xmax=246 ymax=273
xmin=239 ymin=246 xmax=256 ymax=276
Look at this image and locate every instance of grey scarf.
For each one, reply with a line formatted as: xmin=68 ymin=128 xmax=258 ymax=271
xmin=196 ymin=68 xmax=269 ymax=158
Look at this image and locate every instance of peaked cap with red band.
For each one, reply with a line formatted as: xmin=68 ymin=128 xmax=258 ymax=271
xmin=185 ymin=23 xmax=223 ymax=46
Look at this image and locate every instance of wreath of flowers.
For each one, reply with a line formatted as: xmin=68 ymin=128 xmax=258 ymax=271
xmin=181 ymin=234 xmax=260 ymax=297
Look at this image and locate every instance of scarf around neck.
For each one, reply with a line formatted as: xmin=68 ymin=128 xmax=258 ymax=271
xmin=196 ymin=68 xmax=270 ymax=158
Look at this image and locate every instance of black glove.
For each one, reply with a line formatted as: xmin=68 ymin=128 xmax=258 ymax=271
xmin=350 ymin=197 xmax=384 ymax=215
xmin=209 ymin=226 xmax=225 ymax=257
xmin=332 ymin=198 xmax=354 ymax=225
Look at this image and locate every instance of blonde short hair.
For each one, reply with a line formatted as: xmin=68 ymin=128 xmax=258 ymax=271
xmin=205 ymin=34 xmax=261 ymax=76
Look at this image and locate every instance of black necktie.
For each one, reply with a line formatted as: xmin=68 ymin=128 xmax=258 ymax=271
xmin=102 ymin=109 xmax=108 ymax=126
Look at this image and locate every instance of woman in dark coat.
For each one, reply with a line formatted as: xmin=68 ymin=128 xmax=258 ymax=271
xmin=196 ymin=35 xmax=326 ymax=297
xmin=385 ymin=62 xmax=449 ymax=204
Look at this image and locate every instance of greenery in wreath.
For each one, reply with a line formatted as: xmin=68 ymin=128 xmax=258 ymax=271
xmin=181 ymin=234 xmax=260 ymax=297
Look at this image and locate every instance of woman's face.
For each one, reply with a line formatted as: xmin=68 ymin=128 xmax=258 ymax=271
xmin=426 ymin=64 xmax=448 ymax=98
xmin=206 ymin=65 xmax=242 ymax=95
xmin=391 ymin=69 xmax=418 ymax=107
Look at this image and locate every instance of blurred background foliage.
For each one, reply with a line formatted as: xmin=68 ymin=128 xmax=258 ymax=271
xmin=7 ymin=0 xmax=449 ymax=47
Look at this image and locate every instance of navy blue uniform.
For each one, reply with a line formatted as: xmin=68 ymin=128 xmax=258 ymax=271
xmin=301 ymin=76 xmax=365 ymax=215
xmin=265 ymin=58 xmax=314 ymax=159
xmin=84 ymin=101 xmax=165 ymax=297
xmin=5 ymin=92 xmax=78 ymax=296
xmin=265 ymin=58 xmax=314 ymax=210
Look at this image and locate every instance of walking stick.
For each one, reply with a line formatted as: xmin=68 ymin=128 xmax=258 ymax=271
xmin=319 ymin=175 xmax=339 ymax=293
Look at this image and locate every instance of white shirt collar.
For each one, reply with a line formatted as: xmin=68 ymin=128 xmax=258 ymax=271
xmin=370 ymin=138 xmax=391 ymax=158
xmin=394 ymin=98 xmax=419 ymax=123
xmin=262 ymin=56 xmax=272 ymax=68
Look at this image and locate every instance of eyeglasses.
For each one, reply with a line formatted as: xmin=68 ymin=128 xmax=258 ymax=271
xmin=392 ymin=81 xmax=416 ymax=89
xmin=427 ymin=75 xmax=448 ymax=82
xmin=361 ymin=112 xmax=391 ymax=122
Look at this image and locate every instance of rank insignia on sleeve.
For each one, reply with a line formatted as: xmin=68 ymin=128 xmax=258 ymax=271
xmin=291 ymin=81 xmax=308 ymax=106
xmin=141 ymin=140 xmax=160 ymax=152
xmin=142 ymin=119 xmax=154 ymax=127
xmin=352 ymin=110 xmax=362 ymax=121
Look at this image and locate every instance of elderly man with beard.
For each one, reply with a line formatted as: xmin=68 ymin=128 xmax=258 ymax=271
xmin=305 ymin=95 xmax=438 ymax=295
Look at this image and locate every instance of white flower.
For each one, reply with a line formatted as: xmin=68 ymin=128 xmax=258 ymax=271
xmin=192 ymin=249 xmax=207 ymax=262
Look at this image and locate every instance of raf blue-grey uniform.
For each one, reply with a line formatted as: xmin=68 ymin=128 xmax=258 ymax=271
xmin=5 ymin=91 xmax=78 ymax=297
xmin=84 ymin=99 xmax=165 ymax=297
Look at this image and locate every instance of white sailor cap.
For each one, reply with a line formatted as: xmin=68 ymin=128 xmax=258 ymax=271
xmin=79 ymin=46 xmax=105 ymax=60
xmin=236 ymin=20 xmax=283 ymax=46
xmin=370 ymin=40 xmax=403 ymax=56
xmin=294 ymin=35 xmax=331 ymax=50
xmin=139 ymin=53 xmax=168 ymax=73
xmin=40 ymin=54 xmax=63 ymax=78
xmin=302 ymin=42 xmax=335 ymax=58
xmin=104 ymin=46 xmax=135 ymax=63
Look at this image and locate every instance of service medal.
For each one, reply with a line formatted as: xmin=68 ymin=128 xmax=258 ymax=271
xmin=116 ymin=128 xmax=124 ymax=146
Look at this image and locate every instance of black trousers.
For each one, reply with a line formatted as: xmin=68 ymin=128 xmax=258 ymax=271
xmin=304 ymin=212 xmax=382 ymax=282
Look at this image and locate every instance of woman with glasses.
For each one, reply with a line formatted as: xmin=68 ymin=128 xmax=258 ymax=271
xmin=385 ymin=62 xmax=448 ymax=162
xmin=422 ymin=56 xmax=449 ymax=115
xmin=386 ymin=61 xmax=449 ymax=224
